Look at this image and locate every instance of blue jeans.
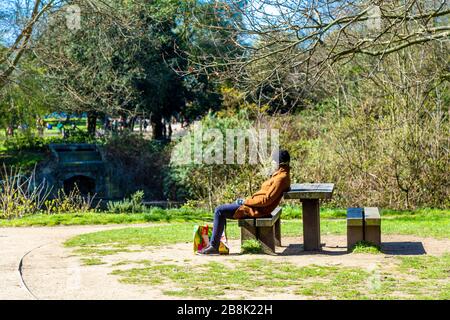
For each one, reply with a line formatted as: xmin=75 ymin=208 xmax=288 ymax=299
xmin=210 ymin=203 xmax=240 ymax=249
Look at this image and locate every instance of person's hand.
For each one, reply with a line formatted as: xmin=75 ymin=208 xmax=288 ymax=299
xmin=235 ymin=198 xmax=244 ymax=205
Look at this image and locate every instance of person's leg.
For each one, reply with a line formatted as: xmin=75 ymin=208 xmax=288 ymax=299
xmin=209 ymin=203 xmax=240 ymax=249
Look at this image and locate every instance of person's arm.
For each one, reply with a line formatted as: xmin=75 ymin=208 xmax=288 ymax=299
xmin=244 ymin=177 xmax=286 ymax=208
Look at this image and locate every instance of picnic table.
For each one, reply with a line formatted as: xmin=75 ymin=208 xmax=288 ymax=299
xmin=283 ymin=183 xmax=335 ymax=251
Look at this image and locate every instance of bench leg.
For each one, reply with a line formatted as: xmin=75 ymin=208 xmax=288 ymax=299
xmin=302 ymin=199 xmax=321 ymax=251
xmin=258 ymin=226 xmax=276 ymax=254
xmin=274 ymin=219 xmax=281 ymax=247
xmin=347 ymin=225 xmax=364 ymax=251
xmin=365 ymin=225 xmax=381 ymax=247
xmin=241 ymin=225 xmax=257 ymax=243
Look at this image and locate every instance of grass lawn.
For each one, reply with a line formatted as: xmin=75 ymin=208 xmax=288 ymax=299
xmin=0 ymin=208 xmax=214 ymax=227
xmin=108 ymin=254 xmax=450 ymax=299
xmin=63 ymin=209 xmax=450 ymax=251
xmin=1 ymin=207 xmax=447 ymax=229
xmin=1 ymin=205 xmax=448 ymax=299
xmin=60 ymin=210 xmax=450 ymax=300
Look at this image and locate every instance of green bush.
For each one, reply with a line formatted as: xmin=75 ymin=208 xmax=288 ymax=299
xmin=166 ymin=110 xmax=266 ymax=210
xmin=0 ymin=166 xmax=98 ymax=218
xmin=107 ymin=190 xmax=146 ymax=214
xmin=56 ymin=129 xmax=103 ymax=144
xmin=3 ymin=130 xmax=103 ymax=152
xmin=241 ymin=239 xmax=263 ymax=254
xmin=4 ymin=132 xmax=47 ymax=152
xmin=44 ymin=186 xmax=98 ymax=214
xmin=103 ymin=133 xmax=170 ymax=201
xmin=351 ymin=241 xmax=381 ymax=254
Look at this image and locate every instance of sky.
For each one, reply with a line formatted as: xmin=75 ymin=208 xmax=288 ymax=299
xmin=0 ymin=0 xmax=382 ymax=48
xmin=0 ymin=0 xmax=288 ymax=46
xmin=0 ymin=0 xmax=62 ymax=46
xmin=0 ymin=0 xmax=18 ymax=45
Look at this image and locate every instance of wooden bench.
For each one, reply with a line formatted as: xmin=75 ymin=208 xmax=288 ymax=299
xmin=347 ymin=207 xmax=381 ymax=251
xmin=238 ymin=206 xmax=282 ymax=254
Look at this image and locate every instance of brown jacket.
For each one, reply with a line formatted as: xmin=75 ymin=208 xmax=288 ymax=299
xmin=233 ymin=165 xmax=291 ymax=219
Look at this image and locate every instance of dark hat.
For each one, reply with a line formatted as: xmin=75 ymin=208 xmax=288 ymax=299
xmin=272 ymin=149 xmax=290 ymax=164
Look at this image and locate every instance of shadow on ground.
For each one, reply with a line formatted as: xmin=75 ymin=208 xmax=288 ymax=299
xmin=381 ymin=242 xmax=426 ymax=255
xmin=278 ymin=241 xmax=426 ymax=256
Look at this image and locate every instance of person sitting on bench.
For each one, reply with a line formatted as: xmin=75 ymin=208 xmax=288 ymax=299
xmin=198 ymin=149 xmax=291 ymax=255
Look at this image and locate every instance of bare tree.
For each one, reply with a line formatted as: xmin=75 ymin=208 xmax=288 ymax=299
xmin=185 ymin=0 xmax=450 ymax=107
xmin=0 ymin=0 xmax=63 ymax=89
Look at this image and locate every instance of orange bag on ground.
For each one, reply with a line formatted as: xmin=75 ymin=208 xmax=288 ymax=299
xmin=193 ymin=225 xmax=211 ymax=253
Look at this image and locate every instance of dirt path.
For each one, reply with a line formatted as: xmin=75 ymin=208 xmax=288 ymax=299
xmin=1 ymin=225 xmax=449 ymax=300
xmin=0 ymin=224 xmax=152 ymax=300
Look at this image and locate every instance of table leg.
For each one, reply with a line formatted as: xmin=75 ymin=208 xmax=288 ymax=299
xmin=302 ymin=199 xmax=321 ymax=251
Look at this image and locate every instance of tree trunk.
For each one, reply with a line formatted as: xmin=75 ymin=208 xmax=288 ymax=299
xmin=162 ymin=118 xmax=167 ymax=139
xmin=87 ymin=112 xmax=97 ymax=137
xmin=150 ymin=113 xmax=163 ymax=140
xmin=168 ymin=122 xmax=172 ymax=140
xmin=129 ymin=116 xmax=136 ymax=132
